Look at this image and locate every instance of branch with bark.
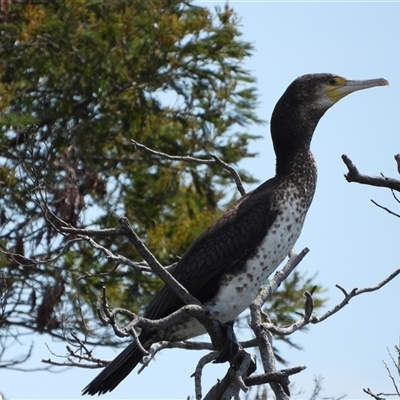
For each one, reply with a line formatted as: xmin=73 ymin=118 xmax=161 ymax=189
xmin=131 ymin=140 xmax=247 ymax=197
xmin=342 ymin=154 xmax=400 ymax=192
xmin=342 ymin=154 xmax=400 ymax=217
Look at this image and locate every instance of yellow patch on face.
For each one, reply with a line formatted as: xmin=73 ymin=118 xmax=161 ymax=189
xmin=326 ymin=76 xmax=348 ymax=103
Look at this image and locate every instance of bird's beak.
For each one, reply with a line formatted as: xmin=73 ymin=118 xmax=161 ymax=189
xmin=327 ymin=77 xmax=389 ymax=103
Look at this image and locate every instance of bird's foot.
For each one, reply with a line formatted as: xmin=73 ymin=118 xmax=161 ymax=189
xmin=213 ymin=320 xmax=240 ymax=364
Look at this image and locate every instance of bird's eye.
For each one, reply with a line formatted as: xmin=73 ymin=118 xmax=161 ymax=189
xmin=328 ymin=78 xmax=337 ymax=86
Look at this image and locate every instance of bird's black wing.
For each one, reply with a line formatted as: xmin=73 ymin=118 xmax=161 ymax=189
xmin=144 ymin=179 xmax=279 ymax=320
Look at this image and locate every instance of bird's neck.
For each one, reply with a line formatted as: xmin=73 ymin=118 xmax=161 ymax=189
xmin=270 ymin=101 xmax=323 ymax=179
xmin=275 ymin=148 xmax=317 ymax=185
xmin=272 ymin=125 xmax=317 ymax=179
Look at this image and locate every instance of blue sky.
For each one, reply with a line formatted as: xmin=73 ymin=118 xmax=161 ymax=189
xmin=2 ymin=1 xmax=400 ymax=399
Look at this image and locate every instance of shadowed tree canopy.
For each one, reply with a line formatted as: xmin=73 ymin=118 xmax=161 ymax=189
xmin=0 ymin=0 xmax=325 ymax=368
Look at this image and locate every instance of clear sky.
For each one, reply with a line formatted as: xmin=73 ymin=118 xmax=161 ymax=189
xmin=2 ymin=1 xmax=400 ymax=399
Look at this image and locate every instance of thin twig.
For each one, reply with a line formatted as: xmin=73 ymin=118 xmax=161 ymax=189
xmin=370 ymin=199 xmax=400 ymax=219
xmin=363 ymin=388 xmax=385 ymax=400
xmin=315 ymin=269 xmax=400 ymax=323
xmin=132 ymin=139 xmax=246 ymax=196
xmin=383 ymin=358 xmax=400 ymax=396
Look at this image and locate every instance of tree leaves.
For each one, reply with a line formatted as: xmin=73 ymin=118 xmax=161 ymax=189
xmin=0 ymin=0 xmax=261 ymax=352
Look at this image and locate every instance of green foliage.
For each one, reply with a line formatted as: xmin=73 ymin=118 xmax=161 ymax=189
xmin=0 ymin=0 xmax=327 ymax=368
xmin=0 ymin=0 xmax=262 ymax=349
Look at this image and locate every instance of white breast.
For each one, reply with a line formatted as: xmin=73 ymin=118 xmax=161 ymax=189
xmin=205 ymin=193 xmax=307 ymax=323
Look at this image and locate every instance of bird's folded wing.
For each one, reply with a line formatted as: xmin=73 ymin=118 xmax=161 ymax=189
xmin=144 ymin=180 xmax=278 ymax=320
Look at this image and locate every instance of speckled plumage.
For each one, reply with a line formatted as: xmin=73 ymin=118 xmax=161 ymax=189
xmin=83 ymin=73 xmax=387 ymax=395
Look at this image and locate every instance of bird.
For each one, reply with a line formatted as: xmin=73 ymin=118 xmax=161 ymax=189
xmin=82 ymin=73 xmax=388 ymax=395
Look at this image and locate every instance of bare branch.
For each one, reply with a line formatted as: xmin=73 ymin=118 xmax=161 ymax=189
xmin=370 ymin=200 xmax=400 ymax=219
xmin=60 ymin=226 xmax=122 ymax=236
xmin=0 ymin=342 xmax=34 ymax=369
xmin=118 ymin=216 xmax=202 ymax=307
xmin=132 ymin=139 xmax=246 ymax=196
xmin=203 ymin=365 xmax=238 ymax=400
xmin=266 ymin=268 xmax=400 ymax=336
xmin=194 ymin=352 xmax=220 ymax=399
xmin=246 ymin=248 xmax=310 ymax=399
xmin=249 ymin=307 xmax=291 ymax=400
xmin=342 ymin=154 xmax=400 ymax=192
xmin=387 ymin=346 xmax=400 ymax=380
xmin=207 ymin=350 xmax=258 ymax=400
xmin=75 ymin=235 xmax=158 ymax=278
xmin=383 ymin=360 xmax=400 ymax=396
xmin=43 ymin=303 xmax=219 ymax=371
xmin=210 ymin=154 xmax=246 ymax=197
xmin=244 ymin=366 xmax=306 ymax=387
xmin=395 ymin=154 xmax=400 ymax=175
xmin=141 ymin=340 xmax=215 ymax=374
xmin=58 ymin=225 xmax=178 ymax=277
xmin=314 ymin=269 xmax=400 ymax=323
xmin=254 ymin=248 xmax=310 ymax=307
xmin=264 ymin=288 xmax=316 ymax=336
xmin=363 ymin=388 xmax=386 ymax=400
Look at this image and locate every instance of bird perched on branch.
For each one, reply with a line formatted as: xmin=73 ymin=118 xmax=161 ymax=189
xmin=83 ymin=73 xmax=388 ymax=395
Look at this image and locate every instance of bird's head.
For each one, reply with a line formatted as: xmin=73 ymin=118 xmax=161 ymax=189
xmin=270 ymin=73 xmax=388 ymax=172
xmin=282 ymin=73 xmax=389 ymax=114
xmin=315 ymin=73 xmax=388 ymax=109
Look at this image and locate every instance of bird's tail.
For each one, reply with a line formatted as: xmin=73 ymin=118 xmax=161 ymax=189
xmin=82 ymin=338 xmax=149 ymax=396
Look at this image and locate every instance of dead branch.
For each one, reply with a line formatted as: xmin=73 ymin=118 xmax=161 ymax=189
xmin=255 ymin=248 xmax=310 ymax=306
xmin=394 ymin=154 xmax=400 ymax=175
xmin=44 ymin=286 xmax=228 ymax=371
xmin=315 ymin=268 xmax=400 ymax=323
xmin=250 ymin=307 xmax=290 ymax=400
xmin=132 ymin=139 xmax=246 ymax=196
xmin=246 ymin=249 xmax=310 ymax=400
xmin=58 ymin=225 xmax=178 ymax=277
xmin=263 ymin=288 xmax=316 ymax=336
xmin=370 ymin=200 xmax=400 ymax=219
xmin=194 ymin=352 xmax=221 ymax=399
xmin=383 ymin=360 xmax=400 ymax=396
xmin=262 ymin=268 xmax=400 ymax=337
xmin=342 ymin=154 xmax=400 ymax=192
xmin=118 ymin=216 xmax=202 ymax=307
xmin=363 ymin=388 xmax=386 ymax=400
xmin=141 ymin=341 xmax=215 ymax=374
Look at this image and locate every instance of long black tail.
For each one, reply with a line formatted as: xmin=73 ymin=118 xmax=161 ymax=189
xmin=82 ymin=338 xmax=150 ymax=396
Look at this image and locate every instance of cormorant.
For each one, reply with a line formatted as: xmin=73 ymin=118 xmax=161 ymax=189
xmin=82 ymin=73 xmax=388 ymax=395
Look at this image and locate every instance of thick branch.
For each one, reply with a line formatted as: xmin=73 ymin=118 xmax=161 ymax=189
xmin=342 ymin=154 xmax=400 ymax=192
xmin=118 ymin=216 xmax=201 ymax=307
xmin=244 ymin=366 xmax=306 ymax=387
xmin=247 ymin=249 xmax=309 ymax=399
xmin=250 ymin=304 xmax=291 ymax=400
xmin=100 ymin=283 xmax=228 ymax=361
xmin=254 ymin=248 xmax=309 ymax=307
